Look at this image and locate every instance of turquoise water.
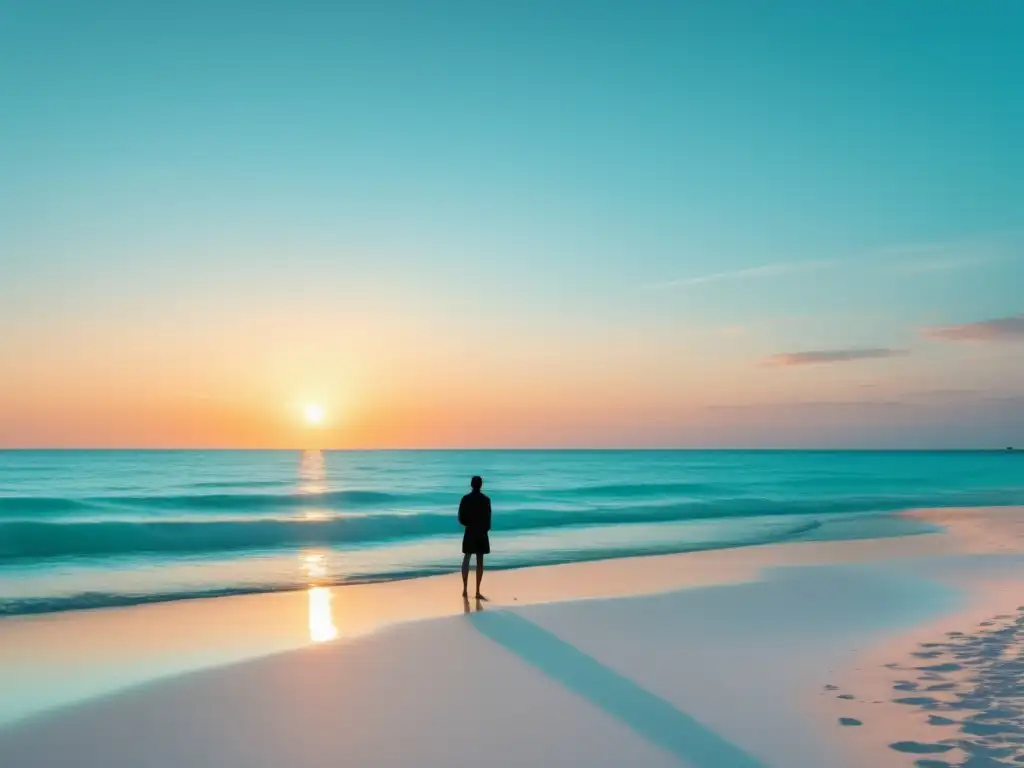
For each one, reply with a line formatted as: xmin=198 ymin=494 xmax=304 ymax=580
xmin=1 ymin=450 xmax=1021 ymax=615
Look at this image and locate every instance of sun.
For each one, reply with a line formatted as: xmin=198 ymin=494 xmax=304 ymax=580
xmin=304 ymin=404 xmax=325 ymax=425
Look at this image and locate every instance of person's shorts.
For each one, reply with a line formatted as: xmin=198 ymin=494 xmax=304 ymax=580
xmin=462 ymin=529 xmax=490 ymax=555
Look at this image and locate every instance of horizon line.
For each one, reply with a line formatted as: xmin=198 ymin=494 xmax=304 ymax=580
xmin=0 ymin=446 xmax=1016 ymax=453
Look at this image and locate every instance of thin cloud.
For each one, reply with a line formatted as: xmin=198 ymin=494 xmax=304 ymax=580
xmin=924 ymin=314 xmax=1024 ymax=343
xmin=703 ymin=400 xmax=907 ymax=411
xmin=871 ymin=236 xmax=1008 ymax=273
xmin=899 ymin=390 xmax=1024 ymax=407
xmin=890 ymin=252 xmax=1000 ymax=274
xmin=762 ymin=348 xmax=908 ymax=367
xmin=900 ymin=389 xmax=983 ymax=402
xmin=648 ymin=260 xmax=834 ymax=290
xmin=645 ymin=233 xmax=1011 ymax=293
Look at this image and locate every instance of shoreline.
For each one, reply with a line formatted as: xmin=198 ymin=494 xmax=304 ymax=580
xmin=0 ymin=503 xmax=956 ymax=620
xmin=1 ymin=506 xmax=1022 ymax=766
xmin=1 ymin=505 xmax=970 ymax=627
xmin=0 ymin=508 xmax=984 ymax=722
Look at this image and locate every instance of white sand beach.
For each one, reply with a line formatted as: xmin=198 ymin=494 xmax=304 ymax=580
xmin=1 ymin=507 xmax=1022 ymax=767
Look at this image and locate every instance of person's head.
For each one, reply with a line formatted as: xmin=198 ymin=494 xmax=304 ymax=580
xmin=470 ymin=475 xmax=483 ymax=491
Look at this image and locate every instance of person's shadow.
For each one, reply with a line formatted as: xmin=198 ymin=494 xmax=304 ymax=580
xmin=462 ymin=596 xmax=485 ymax=614
xmin=467 ymin=609 xmax=764 ymax=768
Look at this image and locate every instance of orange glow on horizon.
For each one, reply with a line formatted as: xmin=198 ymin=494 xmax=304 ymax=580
xmin=0 ymin=312 xmax=940 ymax=449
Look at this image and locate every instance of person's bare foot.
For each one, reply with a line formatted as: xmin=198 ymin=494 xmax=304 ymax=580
xmin=475 ymin=594 xmax=488 ymax=601
xmin=462 ymin=590 xmax=468 ymax=598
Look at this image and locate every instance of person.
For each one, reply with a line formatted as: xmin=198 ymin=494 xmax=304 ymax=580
xmin=459 ymin=475 xmax=491 ymax=599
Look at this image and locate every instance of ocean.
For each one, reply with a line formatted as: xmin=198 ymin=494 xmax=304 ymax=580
xmin=1 ymin=450 xmax=1021 ymax=616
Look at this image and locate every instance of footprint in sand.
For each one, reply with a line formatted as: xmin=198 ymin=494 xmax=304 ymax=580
xmin=838 ymin=718 xmax=862 ymax=727
xmin=893 ymin=696 xmax=942 ymax=707
xmin=888 ymin=741 xmax=954 ymax=755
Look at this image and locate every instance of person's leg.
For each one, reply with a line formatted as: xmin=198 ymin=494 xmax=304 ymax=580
xmin=461 ymin=554 xmax=471 ymax=596
xmin=475 ymin=553 xmax=484 ymax=597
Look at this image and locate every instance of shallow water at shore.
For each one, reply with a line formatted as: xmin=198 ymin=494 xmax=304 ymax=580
xmin=2 ymin=449 xmax=1021 ymax=615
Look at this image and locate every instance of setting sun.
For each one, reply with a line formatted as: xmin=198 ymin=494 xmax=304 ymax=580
xmin=304 ymin=404 xmax=325 ymax=425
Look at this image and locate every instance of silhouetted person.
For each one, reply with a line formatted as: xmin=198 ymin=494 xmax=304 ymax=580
xmin=459 ymin=475 xmax=491 ymax=599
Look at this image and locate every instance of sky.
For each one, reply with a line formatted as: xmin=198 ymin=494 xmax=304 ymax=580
xmin=1 ymin=0 xmax=1023 ymax=449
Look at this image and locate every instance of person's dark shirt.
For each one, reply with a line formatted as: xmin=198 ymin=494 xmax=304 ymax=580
xmin=458 ymin=490 xmax=492 ymax=532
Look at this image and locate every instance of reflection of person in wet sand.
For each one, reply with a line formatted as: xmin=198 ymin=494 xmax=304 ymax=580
xmin=459 ymin=476 xmax=491 ymax=599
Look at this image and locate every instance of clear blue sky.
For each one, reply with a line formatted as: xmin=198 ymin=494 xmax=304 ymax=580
xmin=2 ymin=1 xmax=1022 ymax=448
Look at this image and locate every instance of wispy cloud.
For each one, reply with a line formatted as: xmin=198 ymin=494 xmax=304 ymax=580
xmin=645 ymin=233 xmax=1010 ymax=292
xmin=647 ymin=260 xmax=834 ymax=290
xmin=898 ymin=390 xmax=1024 ymax=406
xmin=762 ymin=348 xmax=908 ymax=367
xmin=924 ymin=314 xmax=1024 ymax=343
xmin=870 ymin=236 xmax=1008 ymax=274
xmin=703 ymin=400 xmax=907 ymax=411
xmin=889 ymin=252 xmax=1000 ymax=274
xmin=900 ymin=389 xmax=983 ymax=402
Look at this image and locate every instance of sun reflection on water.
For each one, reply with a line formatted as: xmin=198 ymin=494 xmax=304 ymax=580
xmin=298 ymin=454 xmax=339 ymax=642
xmin=298 ymin=449 xmax=332 ymax=521
xmin=307 ymin=587 xmax=338 ymax=643
xmin=303 ymin=552 xmax=338 ymax=643
xmin=298 ymin=449 xmax=327 ymax=496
